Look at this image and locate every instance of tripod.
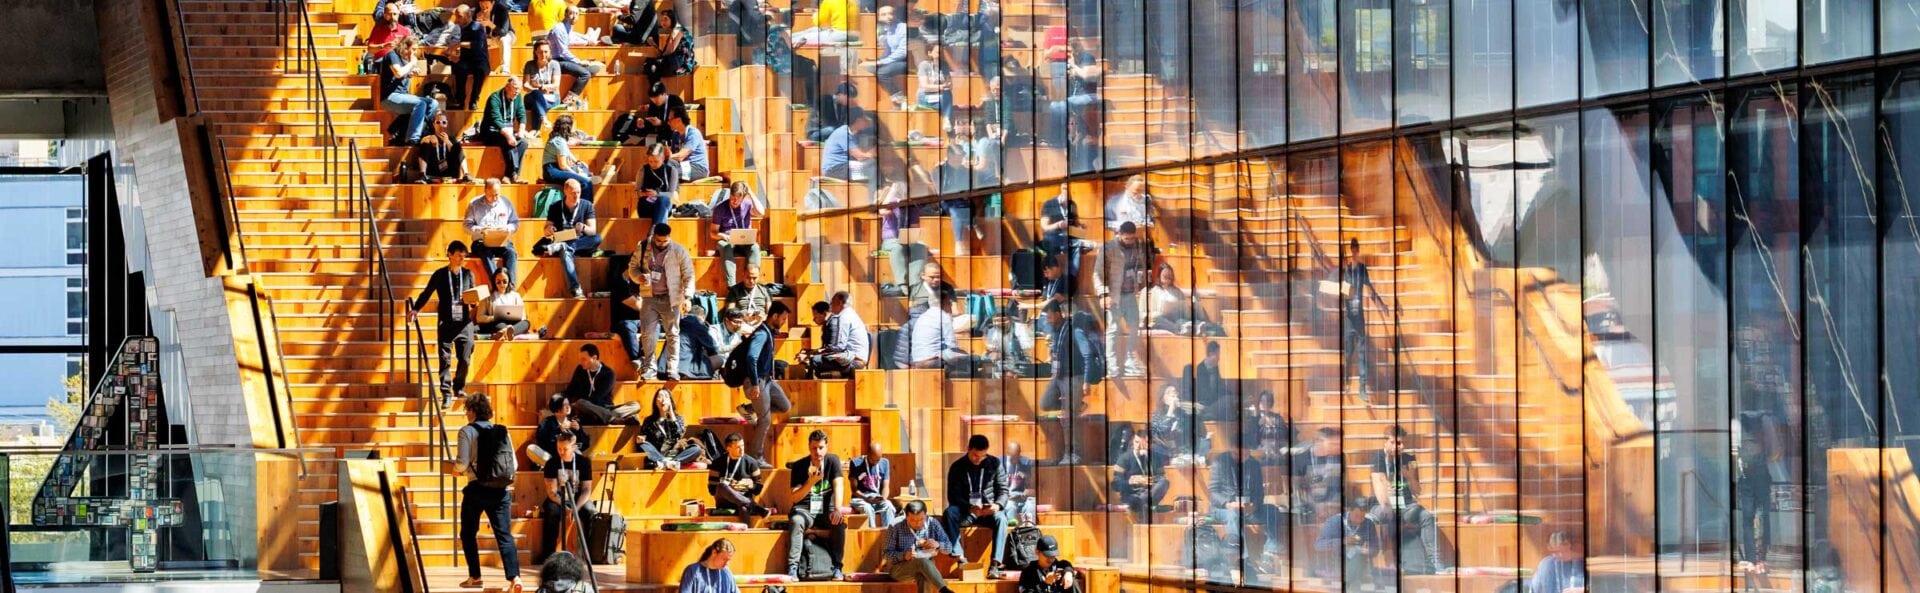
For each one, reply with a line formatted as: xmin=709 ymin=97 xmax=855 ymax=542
xmin=554 ymin=457 xmax=603 ymax=593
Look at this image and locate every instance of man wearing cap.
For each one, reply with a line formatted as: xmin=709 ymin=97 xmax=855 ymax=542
xmin=1015 ymin=535 xmax=1075 ymax=593
xmin=883 ymin=500 xmax=961 ymax=593
xmin=1314 ymin=496 xmax=1381 ymax=586
xmin=624 ymin=223 xmax=695 ymax=381
xmin=943 ymin=434 xmax=1011 ymax=579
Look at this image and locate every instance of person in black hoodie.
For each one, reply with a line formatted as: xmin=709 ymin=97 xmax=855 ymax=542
xmin=729 ymin=303 xmax=793 ymax=466
xmin=1112 ymin=431 xmax=1169 ymax=523
xmin=1208 ymin=427 xmax=1287 ymax=572
xmin=943 ymin=434 xmax=1011 ymax=579
xmin=533 ymin=393 xmax=591 ymax=463
xmin=1181 ymin=341 xmax=1232 ymax=421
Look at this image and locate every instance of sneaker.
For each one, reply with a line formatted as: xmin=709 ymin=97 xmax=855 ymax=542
xmin=736 ymin=402 xmax=757 ymax=425
xmin=786 ymin=568 xmax=801 ymax=581
xmin=832 ymin=569 xmax=845 ymax=581
xmin=755 ymin=458 xmax=776 ymax=470
xmin=639 ymin=370 xmax=658 ymax=382
xmin=666 ymin=372 xmax=681 ymax=382
xmin=987 ymin=565 xmax=1003 ymax=580
xmin=1052 ymin=453 xmax=1082 ymax=465
xmin=572 ymin=288 xmax=585 ymax=298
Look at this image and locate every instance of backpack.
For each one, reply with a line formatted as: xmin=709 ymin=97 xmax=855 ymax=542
xmin=1004 ymin=525 xmax=1042 ymax=570
xmin=672 ymin=202 xmax=712 ymax=218
xmin=1186 ymin=522 xmax=1232 ymax=575
xmin=795 ymin=537 xmax=834 ymax=581
xmin=611 ymin=111 xmax=642 ymax=143
xmin=472 ymin=423 xmax=517 ymax=489
xmin=721 ymin=327 xmax=764 ymax=388
xmin=532 ymin=186 xmax=565 ymax=220
xmin=1068 ymin=316 xmax=1107 ymax=385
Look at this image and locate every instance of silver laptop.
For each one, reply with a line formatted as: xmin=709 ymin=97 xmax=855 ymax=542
xmin=491 ymin=303 xmax=526 ymax=323
xmin=725 ymin=228 xmax=756 ymax=245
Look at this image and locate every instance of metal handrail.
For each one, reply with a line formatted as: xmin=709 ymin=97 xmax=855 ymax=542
xmin=408 ymin=316 xmax=455 ymax=521
xmin=279 ymin=0 xmax=345 ymax=209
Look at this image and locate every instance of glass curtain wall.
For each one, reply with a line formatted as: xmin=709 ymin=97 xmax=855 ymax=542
xmin=700 ymin=2 xmax=1920 ymax=591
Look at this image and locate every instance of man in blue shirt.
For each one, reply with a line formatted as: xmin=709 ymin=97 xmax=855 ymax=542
xmin=668 ymin=110 xmax=710 ymax=181
xmin=1314 ymin=497 xmax=1380 ymax=586
xmin=1530 ymin=531 xmax=1587 ymax=593
xmin=884 ymin=501 xmax=960 ymax=593
xmin=859 ymin=5 xmax=910 ymax=107
xmin=546 ymin=6 xmax=596 ymax=107
xmin=449 ymin=5 xmax=491 ymax=110
xmin=849 ymin=442 xmax=896 ymax=528
xmin=822 ymin=113 xmax=875 ymax=180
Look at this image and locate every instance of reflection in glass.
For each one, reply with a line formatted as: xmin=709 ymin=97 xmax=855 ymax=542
xmin=1654 ymin=0 xmax=1723 ymax=86
xmin=1516 ymin=0 xmax=1578 ymax=107
xmin=1803 ymin=0 xmax=1872 ymax=64
xmin=1192 ymin=0 xmax=1240 ymax=157
xmin=1291 ymin=0 xmax=1340 ymax=140
xmin=1514 ymin=112 xmax=1584 ymax=566
xmin=1582 ymin=105 xmax=1655 ymax=592
xmin=1651 ymin=95 xmax=1732 ymax=576
xmin=1887 ymin=0 xmax=1920 ymax=53
xmin=1728 ymin=85 xmax=1804 ymax=590
xmin=1452 ymin=0 xmax=1508 ymax=118
xmin=1397 ymin=0 xmax=1451 ymax=124
xmin=1732 ymin=0 xmax=1797 ymax=75
xmin=1882 ymin=68 xmax=1920 ymax=554
xmin=1341 ymin=0 xmax=1394 ymax=132
xmin=1581 ymin=0 xmax=1650 ymax=98
xmin=1801 ymin=72 xmax=1880 ymax=590
xmin=1240 ymin=0 xmax=1288 ymax=147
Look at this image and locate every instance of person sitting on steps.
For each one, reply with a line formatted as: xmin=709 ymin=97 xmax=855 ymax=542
xmin=785 ymin=429 xmax=848 ymax=581
xmin=708 ymin=433 xmax=773 ymax=525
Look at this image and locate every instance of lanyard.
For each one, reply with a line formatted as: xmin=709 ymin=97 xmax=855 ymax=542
xmin=447 ymin=267 xmax=466 ymax=298
xmin=969 ymin=467 xmax=987 ymax=497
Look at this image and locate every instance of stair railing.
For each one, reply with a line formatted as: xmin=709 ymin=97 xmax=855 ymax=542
xmin=279 ymin=0 xmax=347 ymax=210
xmin=408 ymin=316 xmax=456 ymax=521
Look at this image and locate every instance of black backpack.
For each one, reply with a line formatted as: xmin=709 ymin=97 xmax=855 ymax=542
xmin=472 ymin=423 xmax=517 ymax=489
xmin=721 ymin=327 xmax=764 ymax=388
xmin=796 ymin=537 xmax=834 ymax=581
xmin=611 ymin=111 xmax=642 ymax=144
xmin=1186 ymin=522 xmax=1232 ymax=575
xmin=1004 ymin=524 xmax=1043 ymax=570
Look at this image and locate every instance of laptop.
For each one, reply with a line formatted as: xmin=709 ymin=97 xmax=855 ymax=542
xmin=491 ymin=303 xmax=526 ymax=323
xmin=725 ymin=228 xmax=756 ymax=245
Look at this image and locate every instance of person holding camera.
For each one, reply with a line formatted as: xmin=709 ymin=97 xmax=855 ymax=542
xmin=1015 ymin=535 xmax=1075 ymax=593
xmin=943 ymin=434 xmax=1011 ymax=579
xmin=537 ymin=430 xmax=596 ymax=564
xmin=707 ymin=433 xmax=772 ymax=525
xmin=884 ymin=501 xmax=961 ymax=593
xmin=784 ymin=429 xmax=847 ymax=580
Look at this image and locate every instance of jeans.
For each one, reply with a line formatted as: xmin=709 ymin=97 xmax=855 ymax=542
xmin=873 ymin=61 xmax=909 ymax=98
xmin=947 ymin=205 xmax=973 ymax=255
xmin=382 ymin=92 xmax=438 ymax=143
xmin=881 ymin=238 xmax=926 ymax=287
xmin=637 ymin=195 xmax=673 ymax=228
xmin=548 ymin=234 xmax=604 ymax=294
xmin=451 ymin=61 xmax=490 ymax=109
xmin=1008 ymin=496 xmax=1038 ymax=524
xmin=1372 ymin=502 xmax=1443 ymax=575
xmin=717 ymin=240 xmax=761 ymax=287
xmin=479 ymin=131 xmax=529 ymax=179
xmin=786 ymin=509 xmax=847 ymax=571
xmin=539 ymin=498 xmax=594 ymax=562
xmin=920 ymin=90 xmax=954 ymax=119
xmin=640 ymin=441 xmax=703 ymax=467
xmin=1342 ymin=316 xmax=1370 ymax=399
xmin=1106 ymin=291 xmax=1141 ymax=371
xmin=1120 ymin=481 xmax=1171 ymax=523
xmin=1041 ymin=374 xmax=1084 ymax=462
xmin=543 ymin=163 xmax=596 ymax=204
xmin=850 ymin=496 xmax=897 ymax=528
xmin=679 ymin=159 xmax=710 ymax=182
xmin=471 ymin=239 xmax=519 ymax=284
xmin=556 ymin=59 xmax=593 ymax=97
xmin=889 ymin=557 xmax=949 ymax=593
xmin=438 ymin=327 xmax=476 ymax=400
xmin=941 ymin=504 xmax=1009 ymax=566
xmin=749 ymin=379 xmax=792 ymax=461
xmin=792 ymin=28 xmax=851 ymax=46
xmin=713 ymin=483 xmax=765 ymax=516
xmin=460 ymin=483 xmax=521 ymax=580
xmin=635 ymin=295 xmax=682 ymax=377
xmin=1212 ymin=504 xmax=1286 ymax=554
xmin=524 ymin=90 xmax=559 ymax=132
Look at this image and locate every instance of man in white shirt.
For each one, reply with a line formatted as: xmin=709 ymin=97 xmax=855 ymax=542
xmin=624 ymin=223 xmax=696 ymax=381
xmin=904 ymin=292 xmax=970 ymax=369
xmin=1104 ymin=174 xmax=1153 ymax=232
xmin=804 ymin=291 xmax=870 ymax=378
xmin=463 ymin=178 xmax=521 ymax=283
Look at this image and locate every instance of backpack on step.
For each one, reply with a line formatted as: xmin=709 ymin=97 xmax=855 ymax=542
xmin=1004 ymin=524 xmax=1043 ymax=570
xmin=471 ymin=422 xmax=517 ymax=489
xmin=795 ymin=537 xmax=835 ymax=581
xmin=532 ymin=186 xmax=566 ymax=220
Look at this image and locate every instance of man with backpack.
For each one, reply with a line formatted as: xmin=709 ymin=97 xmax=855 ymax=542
xmin=1039 ymin=299 xmax=1104 ymax=465
xmin=724 ymin=302 xmax=792 ymax=466
xmin=1014 ymin=535 xmax=1076 ymax=593
xmin=451 ymin=392 xmax=523 ymax=591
